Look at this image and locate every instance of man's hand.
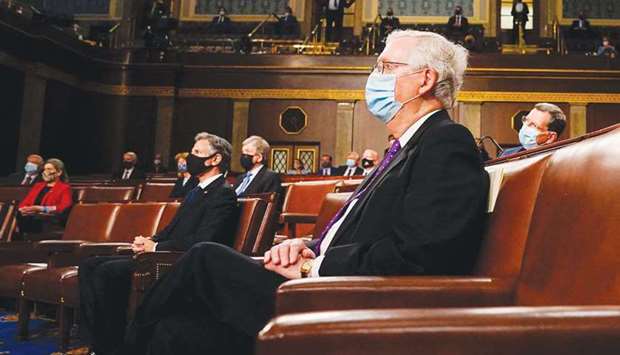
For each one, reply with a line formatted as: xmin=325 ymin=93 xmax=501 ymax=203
xmin=264 ymin=255 xmax=314 ymax=280
xmin=19 ymin=206 xmax=43 ymax=215
xmin=132 ymin=236 xmax=156 ymax=254
xmin=263 ymin=238 xmax=314 ymax=267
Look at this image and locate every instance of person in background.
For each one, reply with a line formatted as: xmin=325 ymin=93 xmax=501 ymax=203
xmin=499 ymin=103 xmax=567 ymax=157
xmin=384 ymin=134 xmax=396 ymax=155
xmin=323 ymin=0 xmax=356 ymax=42
xmin=233 ymin=136 xmax=281 ymax=197
xmin=335 ymin=151 xmax=363 ymax=176
xmin=275 ymin=6 xmax=299 ymax=36
xmin=380 ymin=8 xmax=400 ymax=43
xmin=170 ymin=152 xmax=198 ymax=199
xmin=597 ymin=36 xmax=617 ymax=58
xmin=447 ymin=5 xmax=469 ymax=38
xmin=570 ymin=11 xmax=591 ymax=32
xmin=151 ymin=153 xmax=168 ymax=174
xmin=5 ymin=154 xmax=43 ymax=185
xmin=317 ymin=154 xmax=335 ymax=176
xmin=17 ymin=158 xmax=73 ymax=234
xmin=360 ymin=149 xmax=379 ymax=176
xmin=287 ymin=159 xmax=311 ymax=175
xmin=112 ymin=152 xmax=146 ymax=181
xmin=511 ymin=0 xmax=529 ymax=43
xmin=210 ymin=6 xmax=233 ymax=34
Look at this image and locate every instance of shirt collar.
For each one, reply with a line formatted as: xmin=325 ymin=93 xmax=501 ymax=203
xmin=248 ymin=164 xmax=264 ymax=176
xmin=198 ymin=173 xmax=223 ymax=190
xmin=397 ymin=109 xmax=440 ymax=148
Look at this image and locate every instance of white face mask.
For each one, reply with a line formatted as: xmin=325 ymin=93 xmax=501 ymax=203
xmin=346 ymin=159 xmax=356 ymax=167
xmin=365 ymin=70 xmax=423 ymax=124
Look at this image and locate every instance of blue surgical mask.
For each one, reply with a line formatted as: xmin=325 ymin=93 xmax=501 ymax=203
xmin=24 ymin=162 xmax=38 ymax=174
xmin=365 ymin=71 xmax=422 ymax=124
xmin=518 ymin=125 xmax=541 ymax=149
xmin=177 ymin=162 xmax=187 ymax=172
xmin=346 ymin=159 xmax=356 ymax=167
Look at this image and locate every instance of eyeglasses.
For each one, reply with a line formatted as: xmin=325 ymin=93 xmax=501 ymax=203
xmin=373 ymin=61 xmax=411 ymax=74
xmin=521 ymin=115 xmax=546 ymax=131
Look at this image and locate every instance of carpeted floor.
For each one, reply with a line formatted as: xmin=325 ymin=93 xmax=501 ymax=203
xmin=0 ymin=310 xmax=86 ymax=355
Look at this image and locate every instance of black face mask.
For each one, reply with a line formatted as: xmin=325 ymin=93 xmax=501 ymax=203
xmin=320 ymin=161 xmax=332 ymax=169
xmin=361 ymin=159 xmax=374 ymax=168
xmin=240 ymin=154 xmax=255 ymax=171
xmin=122 ymin=161 xmax=135 ymax=169
xmin=186 ymin=153 xmax=217 ymax=176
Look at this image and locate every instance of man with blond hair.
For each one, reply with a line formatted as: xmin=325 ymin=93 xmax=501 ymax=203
xmin=234 ymin=135 xmax=282 ymax=197
xmin=500 ymin=102 xmax=567 ymax=157
xmin=123 ymin=30 xmax=489 ymax=355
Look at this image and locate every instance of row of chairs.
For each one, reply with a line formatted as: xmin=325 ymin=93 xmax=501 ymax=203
xmin=0 ymin=192 xmax=280 ymax=351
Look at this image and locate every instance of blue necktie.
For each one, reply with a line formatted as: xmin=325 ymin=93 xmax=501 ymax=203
xmin=184 ymin=186 xmax=202 ymax=204
xmin=235 ymin=173 xmax=253 ymax=196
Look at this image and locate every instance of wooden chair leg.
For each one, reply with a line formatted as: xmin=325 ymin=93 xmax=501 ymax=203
xmin=16 ymin=297 xmax=30 ymax=340
xmin=58 ymin=304 xmax=73 ymax=352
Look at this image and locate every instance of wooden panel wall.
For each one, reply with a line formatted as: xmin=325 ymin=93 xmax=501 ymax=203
xmin=587 ymin=104 xmax=620 ymax=132
xmin=0 ymin=65 xmax=24 ymax=176
xmin=352 ymin=100 xmax=390 ymax=160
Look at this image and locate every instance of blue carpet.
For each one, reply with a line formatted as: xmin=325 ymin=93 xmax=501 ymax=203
xmin=0 ymin=310 xmax=84 ymax=355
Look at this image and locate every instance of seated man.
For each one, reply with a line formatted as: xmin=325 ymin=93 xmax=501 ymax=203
xmin=360 ymin=149 xmax=379 ymax=176
xmin=499 ymin=103 xmax=566 ymax=157
xmin=597 ymin=36 xmax=617 ymax=58
xmin=5 ymin=154 xmax=43 ymax=185
xmin=234 ymin=135 xmax=282 ymax=197
xmin=447 ymin=5 xmax=469 ymax=37
xmin=79 ymin=132 xmax=239 ymax=355
xmin=122 ymin=29 xmax=489 ymax=355
xmin=112 ymin=151 xmax=146 ymax=181
xmin=570 ymin=11 xmax=592 ymax=33
xmin=380 ymin=8 xmax=400 ymax=43
xmin=317 ymin=154 xmax=335 ymax=176
xmin=335 ymin=151 xmax=363 ymax=176
xmin=210 ymin=6 xmax=233 ymax=34
xmin=275 ymin=6 xmax=299 ymax=36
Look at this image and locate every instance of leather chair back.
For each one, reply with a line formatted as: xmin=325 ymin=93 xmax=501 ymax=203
xmin=76 ymin=186 xmax=136 ymax=203
xmin=108 ymin=203 xmax=167 ymax=242
xmin=244 ymin=192 xmax=280 ymax=256
xmin=0 ymin=202 xmax=17 ymax=241
xmin=137 ymin=183 xmax=176 ymax=202
xmin=0 ymin=186 xmax=31 ymax=202
xmin=157 ymin=202 xmax=181 ymax=233
xmin=473 ymin=154 xmax=552 ymax=277
xmin=312 ymin=192 xmax=351 ymax=239
xmin=233 ymin=198 xmax=268 ymax=255
xmin=281 ymin=181 xmax=340 ymax=236
xmin=62 ymin=203 xmax=121 ymax=242
xmin=515 ymin=127 xmax=620 ymax=305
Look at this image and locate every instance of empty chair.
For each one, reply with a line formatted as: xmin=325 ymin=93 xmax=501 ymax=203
xmin=137 ymin=183 xmax=176 ymax=202
xmin=279 ymin=180 xmax=340 ymax=238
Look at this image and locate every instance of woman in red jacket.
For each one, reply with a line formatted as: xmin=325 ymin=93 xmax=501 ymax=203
xmin=18 ymin=158 xmax=73 ymax=234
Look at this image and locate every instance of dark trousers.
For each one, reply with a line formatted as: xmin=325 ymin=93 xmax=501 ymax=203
xmin=123 ymin=242 xmax=287 ymax=355
xmin=79 ymin=255 xmax=136 ymax=354
xmin=326 ymin=10 xmax=344 ymax=42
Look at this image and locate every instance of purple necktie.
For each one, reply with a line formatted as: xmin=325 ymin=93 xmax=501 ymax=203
xmin=313 ymin=139 xmax=402 ymax=255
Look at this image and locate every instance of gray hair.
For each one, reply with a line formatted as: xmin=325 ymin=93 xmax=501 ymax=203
xmin=534 ymin=103 xmax=567 ymax=135
xmin=386 ymin=30 xmax=468 ymax=108
xmin=123 ymin=151 xmax=138 ymax=161
xmin=242 ymin=135 xmax=271 ymax=161
xmin=45 ymin=158 xmax=69 ymax=182
xmin=195 ymin=132 xmax=233 ymax=172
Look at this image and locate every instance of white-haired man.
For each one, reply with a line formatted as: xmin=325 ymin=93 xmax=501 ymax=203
xmin=499 ymin=102 xmax=566 ymax=158
xmin=234 ymin=135 xmax=282 ymax=197
xmin=112 ymin=151 xmax=146 ymax=181
xmin=123 ymin=30 xmax=489 ymax=355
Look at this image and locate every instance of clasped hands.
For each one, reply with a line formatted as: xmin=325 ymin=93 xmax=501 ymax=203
xmin=263 ymin=238 xmax=315 ymax=279
xmin=19 ymin=205 xmax=46 ymax=215
xmin=131 ymin=235 xmax=156 ymax=254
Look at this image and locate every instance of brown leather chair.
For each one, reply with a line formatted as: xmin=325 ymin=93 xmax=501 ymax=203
xmin=17 ymin=203 xmax=167 ymax=350
xmin=76 ymin=186 xmax=137 ymax=203
xmin=0 ymin=186 xmax=31 ymax=202
xmin=244 ymin=192 xmax=280 ymax=256
xmin=280 ymin=180 xmax=341 ymax=238
xmin=156 ymin=202 xmax=181 ymax=233
xmin=258 ymin=126 xmax=620 ymax=355
xmin=334 ymin=179 xmax=363 ymax=193
xmin=137 ymin=183 xmax=176 ymax=202
xmin=273 ymin=153 xmax=552 ymax=315
xmin=0 ymin=201 xmax=18 ymax=242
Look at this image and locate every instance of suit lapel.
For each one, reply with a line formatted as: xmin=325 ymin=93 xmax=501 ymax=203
xmin=170 ymin=176 xmax=224 ymax=229
xmin=244 ymin=167 xmax=265 ymax=195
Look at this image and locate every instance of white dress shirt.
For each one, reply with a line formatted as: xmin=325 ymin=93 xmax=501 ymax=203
xmin=343 ymin=166 xmax=357 ymax=176
xmin=153 ymin=173 xmax=223 ymax=251
xmin=122 ymin=167 xmax=134 ymax=180
xmin=310 ymin=110 xmax=440 ymax=276
xmin=328 ymin=0 xmax=340 ymax=11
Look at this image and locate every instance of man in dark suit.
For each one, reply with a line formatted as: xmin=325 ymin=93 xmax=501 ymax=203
xmin=275 ymin=6 xmax=299 ymax=36
xmin=233 ymin=135 xmax=282 ymax=197
xmin=210 ymin=6 xmax=233 ymax=34
xmin=111 ymin=151 xmax=146 ymax=181
xmin=334 ymin=151 xmax=363 ymax=176
xmin=499 ymin=103 xmax=566 ymax=158
xmin=380 ymin=8 xmax=400 ymax=43
xmin=447 ymin=5 xmax=469 ymax=37
xmin=122 ymin=30 xmax=489 ymax=355
xmin=511 ymin=0 xmax=529 ymax=43
xmin=80 ymin=133 xmax=239 ymax=355
xmin=5 ymin=154 xmax=43 ymax=185
xmin=317 ymin=154 xmax=335 ymax=176
xmin=323 ymin=0 xmax=355 ymax=42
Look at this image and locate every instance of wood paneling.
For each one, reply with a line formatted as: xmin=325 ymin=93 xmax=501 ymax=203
xmin=587 ymin=104 xmax=620 ymax=132
xmin=0 ymin=65 xmax=24 ymax=176
xmin=248 ymin=99 xmax=338 ymax=162
xmin=352 ymin=101 xmax=390 ymax=161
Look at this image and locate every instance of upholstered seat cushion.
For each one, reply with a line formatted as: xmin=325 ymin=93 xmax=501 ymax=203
xmin=21 ymin=266 xmax=78 ymax=305
xmin=0 ymin=263 xmax=47 ymax=297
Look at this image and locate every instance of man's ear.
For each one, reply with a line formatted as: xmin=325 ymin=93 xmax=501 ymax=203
xmin=540 ymin=131 xmax=558 ymax=145
xmin=419 ymin=69 xmax=439 ymax=96
xmin=255 ymin=153 xmax=264 ymax=164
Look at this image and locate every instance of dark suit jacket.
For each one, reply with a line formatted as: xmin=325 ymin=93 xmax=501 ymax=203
xmin=233 ymin=166 xmax=282 ymax=197
xmin=334 ymin=165 xmax=364 ymax=176
xmin=447 ymin=15 xmax=469 ymax=32
xmin=571 ymin=19 xmax=591 ymax=31
xmin=153 ymin=176 xmax=239 ymax=251
xmin=313 ymin=110 xmax=489 ymax=276
xmin=511 ymin=3 xmax=529 ymax=23
xmin=321 ymin=0 xmax=355 ymax=13
xmin=5 ymin=172 xmax=41 ymax=185
xmin=169 ymin=175 xmax=199 ymax=198
xmin=112 ymin=167 xmax=146 ymax=181
xmin=316 ymin=167 xmax=336 ymax=176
